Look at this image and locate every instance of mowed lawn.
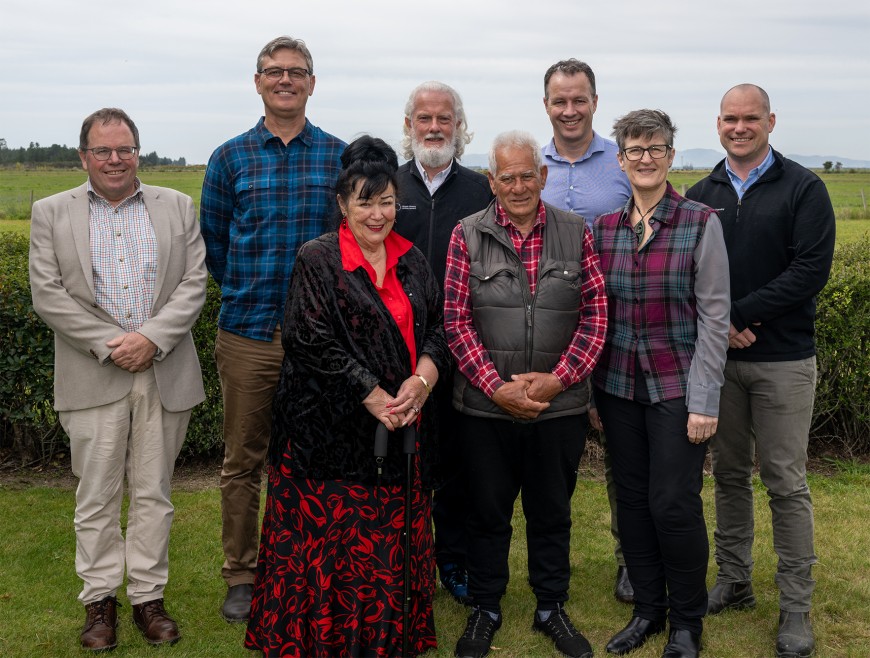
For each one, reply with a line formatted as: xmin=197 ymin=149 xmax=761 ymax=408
xmin=2 ymin=460 xmax=870 ymax=657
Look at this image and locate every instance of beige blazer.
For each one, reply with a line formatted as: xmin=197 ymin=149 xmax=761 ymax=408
xmin=29 ymin=182 xmax=207 ymax=412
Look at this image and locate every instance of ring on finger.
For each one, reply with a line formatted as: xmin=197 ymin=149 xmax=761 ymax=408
xmin=412 ymin=406 xmax=420 ymax=413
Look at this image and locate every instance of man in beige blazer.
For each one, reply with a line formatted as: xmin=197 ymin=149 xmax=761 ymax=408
xmin=29 ymin=108 xmax=207 ymax=652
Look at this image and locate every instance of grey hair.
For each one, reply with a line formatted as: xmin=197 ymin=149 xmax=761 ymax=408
xmin=401 ymin=81 xmax=473 ymax=160
xmin=721 ymin=83 xmax=771 ymax=114
xmin=611 ymin=109 xmax=677 ymax=151
xmin=79 ymin=108 xmax=140 ymax=150
xmin=257 ymin=36 xmax=314 ymax=74
xmin=488 ymin=130 xmax=542 ymax=175
xmin=544 ymin=59 xmax=596 ymax=98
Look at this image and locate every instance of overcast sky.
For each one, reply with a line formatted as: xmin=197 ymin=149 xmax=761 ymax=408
xmin=3 ymin=0 xmax=869 ymax=165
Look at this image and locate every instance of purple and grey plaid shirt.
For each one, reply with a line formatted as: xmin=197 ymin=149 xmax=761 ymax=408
xmin=592 ymin=183 xmax=730 ymax=415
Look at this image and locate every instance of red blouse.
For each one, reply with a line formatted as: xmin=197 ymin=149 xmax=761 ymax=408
xmin=339 ymin=223 xmax=417 ymax=368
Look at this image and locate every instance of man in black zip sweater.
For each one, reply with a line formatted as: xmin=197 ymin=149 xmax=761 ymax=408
xmin=686 ymin=84 xmax=835 ymax=658
xmin=394 ymin=81 xmax=493 ymax=605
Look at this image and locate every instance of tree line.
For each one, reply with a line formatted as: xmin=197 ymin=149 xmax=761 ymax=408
xmin=0 ymin=138 xmax=186 ymax=167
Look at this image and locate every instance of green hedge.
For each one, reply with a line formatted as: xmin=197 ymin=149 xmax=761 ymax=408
xmin=0 ymin=232 xmax=225 ymax=463
xmin=812 ymin=241 xmax=870 ymax=453
xmin=2 ymin=231 xmax=869 ymax=461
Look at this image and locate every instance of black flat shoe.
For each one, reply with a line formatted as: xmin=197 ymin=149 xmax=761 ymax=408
xmin=662 ymin=628 xmax=701 ymax=658
xmin=606 ymin=616 xmax=666 ymax=655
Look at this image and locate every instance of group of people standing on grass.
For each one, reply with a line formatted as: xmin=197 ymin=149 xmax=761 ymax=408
xmin=29 ymin=33 xmax=835 ymax=658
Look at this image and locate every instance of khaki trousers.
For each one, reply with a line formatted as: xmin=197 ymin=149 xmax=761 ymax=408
xmin=60 ymin=369 xmax=190 ymax=606
xmin=215 ymin=328 xmax=283 ymax=585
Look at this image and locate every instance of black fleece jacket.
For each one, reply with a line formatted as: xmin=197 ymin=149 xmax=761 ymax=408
xmin=685 ymin=149 xmax=835 ymax=362
xmin=394 ymin=159 xmax=493 ymax=289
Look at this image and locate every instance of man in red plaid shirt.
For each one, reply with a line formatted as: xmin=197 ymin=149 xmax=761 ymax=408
xmin=445 ymin=130 xmax=607 ymax=658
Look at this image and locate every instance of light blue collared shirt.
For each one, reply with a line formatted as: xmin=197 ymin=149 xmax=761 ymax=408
xmin=541 ymin=132 xmax=631 ymax=232
xmin=724 ymin=147 xmax=774 ymax=199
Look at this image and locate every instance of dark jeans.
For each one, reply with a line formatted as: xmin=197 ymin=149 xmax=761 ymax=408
xmin=595 ymin=388 xmax=708 ymax=634
xmin=461 ymin=413 xmax=588 ymax=611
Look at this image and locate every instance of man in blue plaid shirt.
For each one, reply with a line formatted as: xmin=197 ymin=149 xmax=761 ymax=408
xmin=200 ymin=35 xmax=345 ymax=623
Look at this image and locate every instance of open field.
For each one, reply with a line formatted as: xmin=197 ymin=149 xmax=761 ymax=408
xmin=0 ymin=167 xmax=207 ymax=220
xmin=2 ymin=456 xmax=869 ymax=657
xmin=1 ymin=165 xmax=868 ymax=220
xmin=3 ymin=166 xmax=868 ymax=243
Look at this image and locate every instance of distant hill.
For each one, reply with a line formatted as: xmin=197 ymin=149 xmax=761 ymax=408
xmin=457 ymin=149 xmax=870 ymax=171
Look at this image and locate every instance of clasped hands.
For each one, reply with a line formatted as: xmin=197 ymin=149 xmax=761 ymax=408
xmin=492 ymin=372 xmax=562 ymax=420
xmin=107 ymin=332 xmax=158 ymax=372
xmin=363 ymin=374 xmax=430 ymax=431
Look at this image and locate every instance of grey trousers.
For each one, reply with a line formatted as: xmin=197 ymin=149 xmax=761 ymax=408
xmin=710 ymin=357 xmax=818 ymax=611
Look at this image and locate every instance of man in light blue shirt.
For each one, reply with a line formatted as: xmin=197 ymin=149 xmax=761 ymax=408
xmin=541 ymin=59 xmax=630 ymax=232
xmin=540 ymin=58 xmax=633 ymax=606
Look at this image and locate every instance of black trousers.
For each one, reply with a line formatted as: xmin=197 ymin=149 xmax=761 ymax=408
xmin=461 ymin=413 xmax=587 ymax=611
xmin=432 ymin=377 xmax=468 ymax=569
xmin=595 ymin=387 xmax=708 ymax=634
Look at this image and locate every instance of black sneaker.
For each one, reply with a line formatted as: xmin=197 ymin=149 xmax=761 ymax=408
xmin=455 ymin=607 xmax=501 ymax=658
xmin=440 ymin=563 xmax=471 ymax=605
xmin=532 ymin=604 xmax=593 ymax=658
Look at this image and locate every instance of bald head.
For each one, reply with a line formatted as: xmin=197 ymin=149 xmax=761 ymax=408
xmin=721 ymin=84 xmax=770 ymax=114
xmin=717 ymin=83 xmax=775 ymax=173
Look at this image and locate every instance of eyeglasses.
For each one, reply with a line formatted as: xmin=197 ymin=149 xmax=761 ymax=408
xmin=621 ymin=145 xmax=671 ymax=161
xmin=258 ymin=67 xmax=310 ymax=81
xmin=82 ymin=146 xmax=138 ymax=161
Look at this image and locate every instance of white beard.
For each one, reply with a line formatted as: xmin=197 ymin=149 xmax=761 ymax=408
xmin=411 ymin=132 xmax=456 ymax=170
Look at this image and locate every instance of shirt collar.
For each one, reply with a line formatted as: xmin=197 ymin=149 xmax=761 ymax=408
xmin=494 ymin=199 xmax=547 ymax=229
xmin=414 ymin=158 xmax=453 ymax=194
xmin=542 ymin=131 xmax=605 ymax=164
xmin=339 ymin=223 xmax=413 ymax=274
xmin=86 ymin=177 xmax=143 ymax=204
xmin=618 ymin=182 xmax=681 ymax=227
xmin=725 ymin=146 xmax=774 ymax=189
xmin=255 ymin=116 xmax=314 ymax=147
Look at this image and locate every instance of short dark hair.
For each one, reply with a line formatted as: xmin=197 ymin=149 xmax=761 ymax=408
xmin=544 ymin=59 xmax=596 ymax=98
xmin=611 ymin=109 xmax=677 ymax=151
xmin=336 ymin=136 xmax=399 ymax=204
xmin=79 ymin=108 xmax=140 ymax=151
xmin=257 ymin=36 xmax=314 ymax=74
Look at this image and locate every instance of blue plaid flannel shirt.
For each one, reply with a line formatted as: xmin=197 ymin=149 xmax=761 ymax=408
xmin=201 ymin=117 xmax=345 ymax=341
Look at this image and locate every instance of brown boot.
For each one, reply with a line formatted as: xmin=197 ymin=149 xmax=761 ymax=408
xmin=132 ymin=598 xmax=180 ymax=645
xmin=81 ymin=596 xmax=118 ymax=651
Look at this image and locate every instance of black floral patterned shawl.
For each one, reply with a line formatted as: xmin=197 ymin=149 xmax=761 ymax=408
xmin=269 ymin=231 xmax=451 ymax=488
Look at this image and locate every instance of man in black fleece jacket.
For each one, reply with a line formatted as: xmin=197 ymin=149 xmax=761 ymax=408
xmin=686 ymin=83 xmax=835 ymax=658
xmin=394 ymin=81 xmax=493 ymax=605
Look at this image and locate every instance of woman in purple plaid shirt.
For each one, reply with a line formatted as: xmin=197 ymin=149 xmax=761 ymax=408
xmin=590 ymin=109 xmax=730 ymax=658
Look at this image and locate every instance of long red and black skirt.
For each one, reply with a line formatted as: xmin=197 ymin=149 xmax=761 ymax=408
xmin=245 ymin=461 xmax=436 ymax=657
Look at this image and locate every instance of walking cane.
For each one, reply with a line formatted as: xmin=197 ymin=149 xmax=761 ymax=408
xmin=402 ymin=423 xmax=417 ymax=657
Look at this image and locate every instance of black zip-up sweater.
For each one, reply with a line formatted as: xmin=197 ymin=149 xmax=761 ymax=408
xmin=394 ymin=159 xmax=493 ymax=288
xmin=685 ymin=149 xmax=835 ymax=362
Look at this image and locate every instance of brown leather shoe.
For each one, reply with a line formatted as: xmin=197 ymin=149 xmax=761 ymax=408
xmin=81 ymin=596 xmax=118 ymax=651
xmin=132 ymin=598 xmax=180 ymax=645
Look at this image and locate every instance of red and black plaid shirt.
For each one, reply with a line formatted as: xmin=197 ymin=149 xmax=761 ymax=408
xmin=444 ymin=200 xmax=607 ymax=397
